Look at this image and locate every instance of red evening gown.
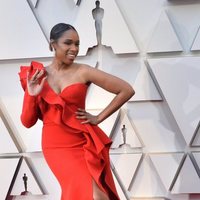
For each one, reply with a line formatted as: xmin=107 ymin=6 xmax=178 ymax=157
xmin=19 ymin=61 xmax=120 ymax=200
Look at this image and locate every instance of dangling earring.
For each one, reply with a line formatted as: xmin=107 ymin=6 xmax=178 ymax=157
xmin=49 ymin=44 xmax=53 ymax=52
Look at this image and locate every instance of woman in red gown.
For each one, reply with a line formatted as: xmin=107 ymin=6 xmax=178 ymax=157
xmin=19 ymin=23 xmax=134 ymax=200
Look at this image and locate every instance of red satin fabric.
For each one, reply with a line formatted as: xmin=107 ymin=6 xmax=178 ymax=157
xmin=19 ymin=61 xmax=120 ymax=200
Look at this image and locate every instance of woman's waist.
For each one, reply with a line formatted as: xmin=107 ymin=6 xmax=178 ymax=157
xmin=42 ymin=123 xmax=87 ymax=149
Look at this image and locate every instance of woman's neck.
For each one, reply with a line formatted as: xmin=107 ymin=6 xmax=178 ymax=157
xmin=50 ymin=59 xmax=71 ymax=70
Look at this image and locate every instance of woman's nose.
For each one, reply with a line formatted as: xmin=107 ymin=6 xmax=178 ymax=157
xmin=70 ymin=44 xmax=79 ymax=51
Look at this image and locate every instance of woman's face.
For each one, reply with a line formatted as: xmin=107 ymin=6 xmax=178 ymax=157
xmin=54 ymin=29 xmax=80 ymax=65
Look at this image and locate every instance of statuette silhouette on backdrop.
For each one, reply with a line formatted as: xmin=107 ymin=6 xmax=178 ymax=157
xmin=20 ymin=173 xmax=32 ymax=195
xmin=118 ymin=125 xmax=132 ymax=150
xmin=76 ymin=0 xmax=81 ymax=6
xmin=92 ymin=0 xmax=104 ymax=45
xmin=121 ymin=124 xmax=127 ymax=145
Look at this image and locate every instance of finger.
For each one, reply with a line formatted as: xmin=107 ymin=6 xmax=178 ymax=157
xmin=76 ymin=112 xmax=86 ymax=116
xmin=76 ymin=115 xmax=87 ymax=119
xmin=27 ymin=71 xmax=36 ymax=83
xmin=31 ymin=69 xmax=39 ymax=80
xmin=32 ymin=70 xmax=45 ymax=82
xmin=76 ymin=111 xmax=87 ymax=116
xmin=37 ymin=69 xmax=45 ymax=79
xmin=81 ymin=119 xmax=90 ymax=124
xmin=28 ymin=70 xmax=38 ymax=82
xmin=39 ymin=76 xmax=47 ymax=87
xmin=77 ymin=108 xmax=86 ymax=112
xmin=32 ymin=70 xmax=45 ymax=84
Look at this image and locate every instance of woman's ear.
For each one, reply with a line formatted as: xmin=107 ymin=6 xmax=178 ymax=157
xmin=49 ymin=39 xmax=55 ymax=52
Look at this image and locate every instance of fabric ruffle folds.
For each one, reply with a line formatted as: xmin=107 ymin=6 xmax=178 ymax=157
xmin=19 ymin=61 xmax=120 ymax=199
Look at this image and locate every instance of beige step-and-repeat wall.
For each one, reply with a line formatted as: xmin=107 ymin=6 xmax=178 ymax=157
xmin=0 ymin=0 xmax=200 ymax=199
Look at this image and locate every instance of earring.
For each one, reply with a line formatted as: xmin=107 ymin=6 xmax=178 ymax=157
xmin=49 ymin=44 xmax=53 ymax=52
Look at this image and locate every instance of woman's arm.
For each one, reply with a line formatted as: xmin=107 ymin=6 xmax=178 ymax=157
xmin=20 ymin=66 xmax=46 ymax=128
xmin=21 ymin=89 xmax=39 ymax=128
xmin=76 ymin=65 xmax=135 ymax=124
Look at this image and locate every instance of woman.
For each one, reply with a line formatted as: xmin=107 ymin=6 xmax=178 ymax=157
xmin=19 ymin=23 xmax=134 ymax=200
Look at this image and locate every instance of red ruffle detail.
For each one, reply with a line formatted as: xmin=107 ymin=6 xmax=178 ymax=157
xmin=18 ymin=61 xmax=45 ymax=91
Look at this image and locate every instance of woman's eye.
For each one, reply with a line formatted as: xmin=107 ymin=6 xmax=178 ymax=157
xmin=64 ymin=40 xmax=79 ymax=46
xmin=65 ymin=41 xmax=72 ymax=45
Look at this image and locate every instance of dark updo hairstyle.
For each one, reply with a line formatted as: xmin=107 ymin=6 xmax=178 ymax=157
xmin=49 ymin=23 xmax=77 ymax=51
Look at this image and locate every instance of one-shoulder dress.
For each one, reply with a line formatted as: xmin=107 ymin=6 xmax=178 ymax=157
xmin=19 ymin=61 xmax=120 ymax=200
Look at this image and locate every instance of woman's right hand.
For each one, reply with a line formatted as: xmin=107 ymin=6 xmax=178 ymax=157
xmin=27 ymin=69 xmax=47 ymax=96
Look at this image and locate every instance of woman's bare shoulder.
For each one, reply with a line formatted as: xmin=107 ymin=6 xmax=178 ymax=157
xmin=75 ymin=63 xmax=95 ymax=74
xmin=73 ymin=63 xmax=95 ymax=83
xmin=76 ymin=62 xmax=93 ymax=69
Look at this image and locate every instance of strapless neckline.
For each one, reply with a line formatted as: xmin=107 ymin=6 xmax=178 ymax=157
xmin=46 ymin=82 xmax=88 ymax=95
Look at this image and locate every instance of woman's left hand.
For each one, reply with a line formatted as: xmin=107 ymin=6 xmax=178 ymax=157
xmin=75 ymin=108 xmax=100 ymax=125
